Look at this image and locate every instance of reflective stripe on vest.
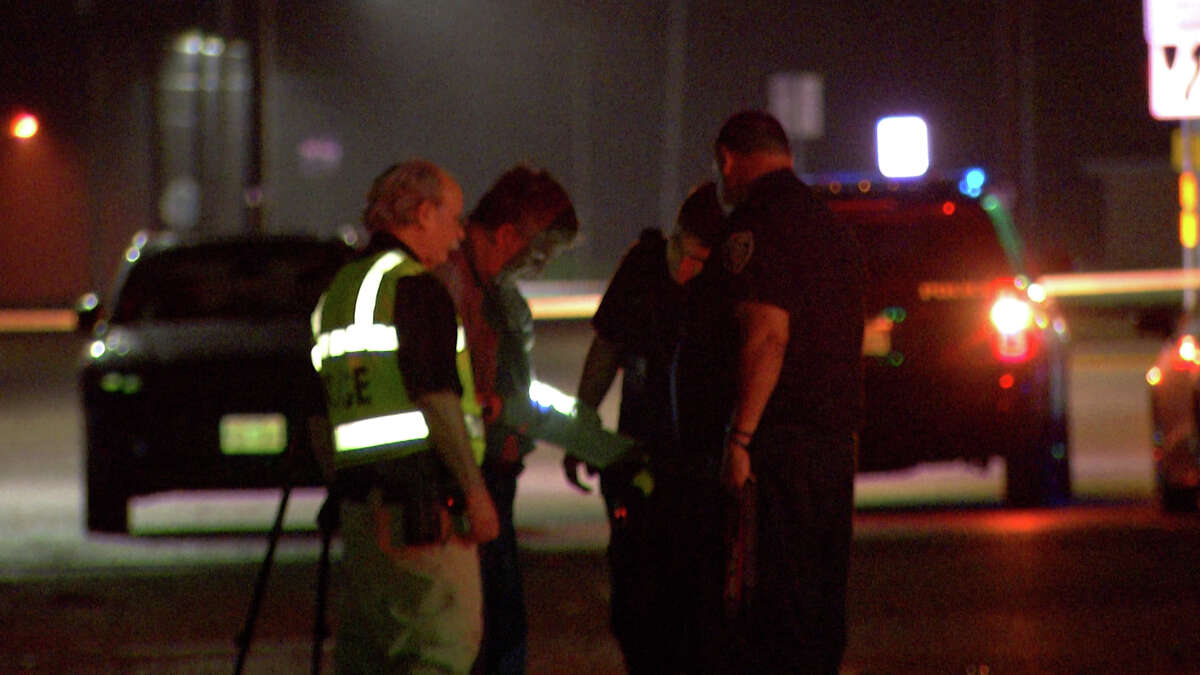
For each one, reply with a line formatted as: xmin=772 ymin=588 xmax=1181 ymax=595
xmin=334 ymin=410 xmax=428 ymax=452
xmin=311 ymin=250 xmax=484 ymax=466
xmin=310 ymin=251 xmax=403 ymax=372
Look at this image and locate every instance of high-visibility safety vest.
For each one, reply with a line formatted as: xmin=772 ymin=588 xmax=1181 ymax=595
xmin=310 ymin=249 xmax=485 ymax=468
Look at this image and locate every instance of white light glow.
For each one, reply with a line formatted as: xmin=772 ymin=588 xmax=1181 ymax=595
xmin=990 ymin=296 xmax=1033 ymax=335
xmin=1026 ymin=283 xmax=1047 ymax=303
xmin=876 ymin=116 xmax=930 ymax=178
xmin=1179 ymin=335 xmax=1198 ymax=364
xmin=529 ymin=380 xmax=578 ymax=416
xmin=11 ymin=114 xmax=38 ymax=139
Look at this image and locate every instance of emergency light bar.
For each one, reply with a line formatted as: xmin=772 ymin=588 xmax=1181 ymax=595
xmin=876 ymin=115 xmax=929 ymax=179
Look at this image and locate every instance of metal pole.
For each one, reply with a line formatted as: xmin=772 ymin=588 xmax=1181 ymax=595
xmin=234 ymin=481 xmax=291 ymax=674
xmin=251 ymin=0 xmax=275 ymax=235
xmin=311 ymin=498 xmax=335 ymax=675
xmin=657 ymin=0 xmax=687 ymax=229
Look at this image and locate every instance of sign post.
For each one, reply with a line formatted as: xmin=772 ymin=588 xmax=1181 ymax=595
xmin=766 ymin=72 xmax=823 ymax=174
xmin=1146 ymin=0 xmax=1200 ymax=311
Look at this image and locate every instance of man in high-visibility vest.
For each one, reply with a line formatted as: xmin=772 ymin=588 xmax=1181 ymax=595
xmin=311 ymin=160 xmax=500 ymax=674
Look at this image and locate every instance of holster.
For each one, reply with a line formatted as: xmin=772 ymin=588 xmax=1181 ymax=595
xmin=335 ymin=451 xmax=457 ymax=546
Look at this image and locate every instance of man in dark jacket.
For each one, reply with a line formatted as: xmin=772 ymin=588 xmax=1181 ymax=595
xmin=563 ymin=182 xmax=728 ymax=673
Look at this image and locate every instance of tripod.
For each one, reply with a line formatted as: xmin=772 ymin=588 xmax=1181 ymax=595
xmin=233 ymin=470 xmax=337 ymax=675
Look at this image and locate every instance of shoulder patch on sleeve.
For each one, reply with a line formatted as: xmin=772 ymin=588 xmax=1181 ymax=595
xmin=724 ymin=230 xmax=754 ymax=274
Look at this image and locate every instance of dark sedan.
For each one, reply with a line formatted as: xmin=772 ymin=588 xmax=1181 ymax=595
xmin=77 ymin=231 xmax=353 ymax=532
xmin=1146 ymin=312 xmax=1200 ymax=512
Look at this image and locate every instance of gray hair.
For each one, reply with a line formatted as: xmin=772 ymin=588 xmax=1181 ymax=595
xmin=363 ymin=160 xmax=446 ymax=232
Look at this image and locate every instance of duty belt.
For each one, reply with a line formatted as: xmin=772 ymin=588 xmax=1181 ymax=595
xmin=334 ymin=455 xmax=441 ymax=503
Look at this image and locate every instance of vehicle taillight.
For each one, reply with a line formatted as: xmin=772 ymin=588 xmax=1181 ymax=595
xmin=1147 ymin=365 xmax=1164 ymax=386
xmin=1170 ymin=334 xmax=1200 ymax=371
xmin=990 ymin=296 xmax=1033 ymax=335
xmin=988 ymin=278 xmax=1042 ymax=363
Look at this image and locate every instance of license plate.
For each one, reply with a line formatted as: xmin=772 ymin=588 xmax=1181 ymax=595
xmin=862 ymin=316 xmax=893 ymax=357
xmin=220 ymin=413 xmax=287 ymax=455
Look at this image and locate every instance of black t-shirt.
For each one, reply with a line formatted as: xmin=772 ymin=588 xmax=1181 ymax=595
xmin=361 ymin=232 xmax=462 ymax=399
xmin=592 ymin=229 xmax=686 ymax=446
xmin=673 ymin=253 xmax=738 ymax=457
xmin=722 ymin=169 xmax=866 ymax=432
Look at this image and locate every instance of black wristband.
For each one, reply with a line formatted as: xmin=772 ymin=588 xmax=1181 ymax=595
xmin=725 ymin=425 xmax=754 ymax=450
xmin=726 ymin=425 xmax=754 ymax=441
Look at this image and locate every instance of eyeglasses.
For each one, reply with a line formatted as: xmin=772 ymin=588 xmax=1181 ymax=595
xmin=504 ymin=226 xmax=572 ymax=279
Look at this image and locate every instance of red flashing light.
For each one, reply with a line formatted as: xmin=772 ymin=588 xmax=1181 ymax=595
xmin=998 ymin=373 xmax=1015 ymax=389
xmin=993 ymin=331 xmax=1032 ymax=362
xmin=941 ymin=201 xmax=956 ymax=215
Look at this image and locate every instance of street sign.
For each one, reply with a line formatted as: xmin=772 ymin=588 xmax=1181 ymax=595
xmin=1145 ymin=0 xmax=1200 ymax=45
xmin=766 ymin=71 xmax=823 ymax=141
xmin=1145 ymin=0 xmax=1200 ymax=119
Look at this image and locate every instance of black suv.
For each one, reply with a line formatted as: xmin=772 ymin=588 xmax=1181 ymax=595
xmin=77 ymin=231 xmax=353 ymax=532
xmin=814 ymin=171 xmax=1071 ymax=506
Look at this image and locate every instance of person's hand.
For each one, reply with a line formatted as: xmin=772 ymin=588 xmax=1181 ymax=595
xmin=562 ymin=455 xmax=597 ymax=493
xmin=721 ymin=443 xmax=754 ymax=494
xmin=478 ymin=391 xmax=503 ymax=425
xmin=463 ymin=489 xmax=500 ymax=543
xmin=573 ymin=402 xmax=603 ymax=429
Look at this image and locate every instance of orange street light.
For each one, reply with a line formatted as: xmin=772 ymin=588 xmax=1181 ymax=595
xmin=11 ymin=113 xmax=39 ymax=139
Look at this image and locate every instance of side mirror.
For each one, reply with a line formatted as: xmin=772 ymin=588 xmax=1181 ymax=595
xmin=75 ymin=292 xmax=102 ymax=334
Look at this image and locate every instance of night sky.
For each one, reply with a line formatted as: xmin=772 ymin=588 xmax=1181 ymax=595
xmin=0 ymin=1 xmax=1184 ymax=301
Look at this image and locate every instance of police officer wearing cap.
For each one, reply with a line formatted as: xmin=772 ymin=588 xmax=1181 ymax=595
xmin=311 ymin=159 xmax=500 ymax=674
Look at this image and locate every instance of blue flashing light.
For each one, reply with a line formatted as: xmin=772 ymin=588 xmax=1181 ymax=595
xmin=965 ymin=167 xmax=986 ymax=190
xmin=957 ymin=167 xmax=986 ymax=198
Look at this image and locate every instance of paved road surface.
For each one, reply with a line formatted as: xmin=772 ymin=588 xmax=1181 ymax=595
xmin=4 ymin=329 xmax=1199 ymax=673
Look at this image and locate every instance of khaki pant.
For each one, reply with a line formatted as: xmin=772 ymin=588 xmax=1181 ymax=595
xmin=336 ymin=497 xmax=483 ymax=674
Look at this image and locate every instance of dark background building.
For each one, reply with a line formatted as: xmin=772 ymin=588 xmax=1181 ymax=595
xmin=0 ymin=0 xmax=1179 ymax=306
